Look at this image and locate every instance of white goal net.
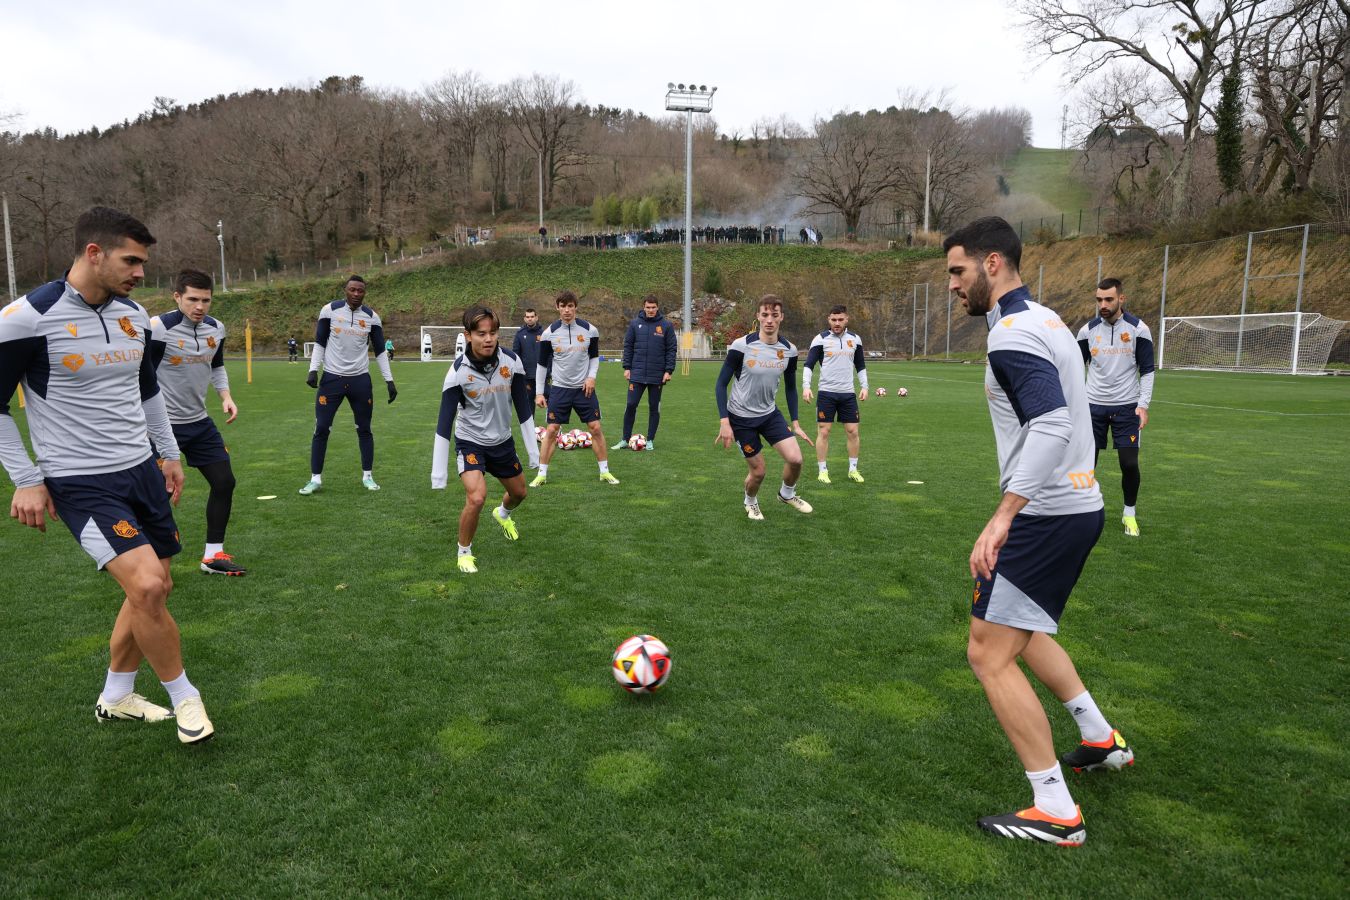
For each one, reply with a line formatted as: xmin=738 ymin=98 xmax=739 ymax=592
xmin=419 ymin=325 xmax=521 ymax=362
xmin=1160 ymin=312 xmax=1346 ymax=374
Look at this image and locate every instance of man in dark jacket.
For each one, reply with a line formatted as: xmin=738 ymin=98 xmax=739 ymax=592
xmin=614 ymin=295 xmax=678 ymax=450
xmin=511 ymin=308 xmax=546 ymax=440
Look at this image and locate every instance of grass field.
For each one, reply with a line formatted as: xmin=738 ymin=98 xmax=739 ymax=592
xmin=2 ymin=360 xmax=1347 ymax=896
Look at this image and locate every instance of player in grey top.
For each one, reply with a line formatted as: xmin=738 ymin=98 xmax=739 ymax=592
xmin=149 ymin=268 xmax=245 ymax=575
xmin=299 ymin=275 xmax=398 ymax=494
xmin=801 ymin=304 xmax=870 ymax=484
xmin=946 ymin=217 xmax=1131 ymax=847
xmin=0 ymin=206 xmax=214 ymax=743
xmin=1076 ymin=278 xmax=1155 ymax=537
xmin=714 ymin=295 xmax=814 ymax=520
xmin=431 ymin=305 xmax=540 ymax=574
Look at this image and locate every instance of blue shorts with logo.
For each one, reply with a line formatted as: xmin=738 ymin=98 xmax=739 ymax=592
xmin=456 ymin=439 xmax=523 ymax=480
xmin=45 ymin=455 xmax=182 ymax=569
xmin=1090 ymin=403 xmax=1141 ymax=450
xmin=815 ymin=391 xmax=859 ymax=424
xmin=729 ymin=410 xmax=792 ymax=459
xmin=154 ymin=416 xmax=229 ymax=468
xmin=546 ymin=385 xmax=601 ymax=425
xmin=972 ymin=509 xmax=1104 ymax=634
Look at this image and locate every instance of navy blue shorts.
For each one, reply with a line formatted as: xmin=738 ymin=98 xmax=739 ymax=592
xmin=729 ymin=410 xmax=792 ymax=459
xmin=971 ymin=509 xmax=1104 ymax=634
xmin=45 ymin=456 xmax=182 ymax=569
xmin=815 ymin=391 xmax=860 ymax=424
xmin=456 ymin=439 xmax=523 ymax=480
xmin=546 ymin=385 xmax=601 ymax=425
xmin=155 ymin=417 xmax=230 ymax=468
xmin=1090 ymin=404 xmax=1141 ymax=450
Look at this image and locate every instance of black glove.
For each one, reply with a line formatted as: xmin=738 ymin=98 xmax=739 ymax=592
xmin=306 ymin=371 xmax=318 ymax=389
xmin=387 ymin=382 xmax=398 ymax=404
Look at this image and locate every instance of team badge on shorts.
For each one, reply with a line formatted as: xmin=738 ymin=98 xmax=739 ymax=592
xmin=318 ymin=395 xmax=328 ymax=405
xmin=118 ymin=317 xmax=138 ymax=339
xmin=466 ymin=453 xmax=479 ymax=465
xmin=113 ymin=520 xmax=139 ymax=539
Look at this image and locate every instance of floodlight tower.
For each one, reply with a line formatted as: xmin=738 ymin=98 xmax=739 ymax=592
xmin=665 ymin=83 xmax=716 ymax=338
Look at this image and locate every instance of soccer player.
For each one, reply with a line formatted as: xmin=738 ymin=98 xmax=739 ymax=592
xmin=149 ymin=268 xmax=245 ymax=575
xmin=614 ymin=294 xmax=677 ymax=451
xmin=945 ymin=217 xmax=1132 ymax=847
xmin=714 ymin=295 xmax=814 ymax=520
xmin=0 ymin=206 xmax=214 ymax=743
xmin=511 ymin=307 xmax=546 ymax=434
xmin=287 ymin=336 xmax=299 ymax=363
xmin=801 ymin=304 xmax=870 ymax=483
xmin=529 ymin=291 xmax=619 ymax=486
xmin=1076 ymin=278 xmax=1155 ymax=537
xmin=299 ymin=275 xmax=398 ymax=494
xmin=431 ymin=305 xmax=539 ymax=574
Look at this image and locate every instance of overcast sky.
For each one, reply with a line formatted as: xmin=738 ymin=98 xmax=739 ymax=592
xmin=3 ymin=1 xmax=1072 ymax=147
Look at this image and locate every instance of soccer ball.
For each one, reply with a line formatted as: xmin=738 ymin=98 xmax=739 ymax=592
xmin=535 ymin=426 xmax=546 ymax=441
xmin=559 ymin=432 xmax=577 ymax=450
xmin=628 ymin=433 xmax=647 ymax=451
xmin=898 ymin=387 xmax=909 ymax=397
xmin=577 ymin=432 xmax=593 ymax=448
xmin=611 ymin=634 xmax=672 ymax=694
xmin=875 ymin=387 xmax=887 ymax=397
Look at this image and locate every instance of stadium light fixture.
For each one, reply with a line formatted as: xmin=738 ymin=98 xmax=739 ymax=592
xmin=664 ymin=82 xmax=717 ymax=343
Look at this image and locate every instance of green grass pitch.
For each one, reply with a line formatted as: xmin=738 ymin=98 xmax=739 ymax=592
xmin=1 ymin=359 xmax=1346 ymax=896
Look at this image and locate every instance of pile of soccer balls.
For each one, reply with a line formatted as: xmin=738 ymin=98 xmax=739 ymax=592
xmin=556 ymin=428 xmax=592 ymax=450
xmin=627 ymin=433 xmax=647 ymax=451
xmin=611 ymin=634 xmax=672 ymax=693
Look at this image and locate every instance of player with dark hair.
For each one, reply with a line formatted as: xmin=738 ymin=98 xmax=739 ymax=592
xmin=1076 ymin=278 xmax=1155 ymax=536
xmin=714 ymin=295 xmax=814 ymax=520
xmin=299 ymin=274 xmax=398 ymax=494
xmin=432 ymin=305 xmax=539 ymax=574
xmin=0 ymin=206 xmax=215 ymax=743
xmin=287 ymin=336 xmax=299 ymax=363
xmin=529 ymin=291 xmax=619 ymax=486
xmin=615 ymin=294 xmax=677 ymax=451
xmin=149 ymin=268 xmax=244 ymax=575
xmin=511 ymin=306 xmax=546 ymax=438
xmin=944 ymin=216 xmax=1132 ymax=846
xmin=802 ymin=304 xmax=869 ymax=483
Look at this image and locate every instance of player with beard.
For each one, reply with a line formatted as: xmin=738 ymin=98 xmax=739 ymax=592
xmin=945 ymin=217 xmax=1133 ymax=847
xmin=431 ymin=305 xmax=539 ymax=574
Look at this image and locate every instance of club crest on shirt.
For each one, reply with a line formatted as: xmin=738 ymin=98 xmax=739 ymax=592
xmin=577 ymin=334 xmax=587 ymax=343
xmin=747 ymin=360 xmax=757 ymax=368
xmin=62 ymin=354 xmax=84 ymax=372
xmin=118 ymin=317 xmax=138 ymax=339
xmin=1121 ymin=332 xmax=1131 ymax=342
xmin=777 ymin=349 xmax=784 ymax=360
xmin=466 ymin=389 xmax=479 ymax=399
xmin=207 ymin=336 xmax=217 ymax=348
xmin=847 ymin=340 xmax=853 ymax=348
xmin=499 ymin=365 xmax=510 ymax=378
xmin=1090 ymin=347 xmax=1099 ymax=356
xmin=655 ymin=325 xmax=663 ymax=335
xmin=113 ymin=520 xmax=139 ymax=539
xmin=65 ymin=322 xmax=78 ymax=337
xmin=357 ymin=319 xmax=367 ymax=329
xmin=178 ymin=339 xmax=185 ymax=348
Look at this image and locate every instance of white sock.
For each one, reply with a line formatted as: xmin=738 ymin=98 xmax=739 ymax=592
xmin=848 ymin=457 xmax=858 ymax=471
xmin=1064 ymin=690 xmax=1113 ymax=743
xmin=744 ymin=492 xmax=757 ymax=506
xmin=779 ymin=482 xmax=796 ymax=500
xmin=363 ymin=470 xmax=373 ymax=480
xmin=204 ymin=542 xmax=223 ymax=560
xmin=161 ymin=670 xmax=200 ymax=708
xmin=102 ymin=669 xmax=137 ymax=703
xmin=1123 ymin=505 xmax=1137 ymax=517
xmin=495 ymin=505 xmax=509 ymax=520
xmin=538 ymin=464 xmax=548 ymax=477
xmin=311 ymin=473 xmax=323 ymax=484
xmin=818 ymin=461 xmax=828 ymax=473
xmin=457 ymin=544 xmax=472 ymax=556
xmin=599 ymin=461 xmax=610 ymax=474
xmin=1026 ymin=764 xmax=1076 ymax=819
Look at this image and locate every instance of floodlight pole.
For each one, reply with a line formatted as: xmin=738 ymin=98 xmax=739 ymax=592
xmin=217 ymin=220 xmax=228 ymax=293
xmin=665 ymin=84 xmax=716 ymax=337
xmin=2 ymin=193 xmax=16 ymax=302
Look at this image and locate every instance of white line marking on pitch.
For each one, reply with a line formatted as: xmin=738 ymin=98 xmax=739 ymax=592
xmin=1153 ymin=400 xmax=1350 ymax=417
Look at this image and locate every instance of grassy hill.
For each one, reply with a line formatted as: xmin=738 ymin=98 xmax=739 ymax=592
xmin=1004 ymin=148 xmax=1095 ymax=213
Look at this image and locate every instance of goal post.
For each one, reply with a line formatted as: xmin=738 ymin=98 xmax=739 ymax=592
xmin=1159 ymin=312 xmax=1346 ymax=375
xmin=419 ymin=325 xmax=521 ymax=362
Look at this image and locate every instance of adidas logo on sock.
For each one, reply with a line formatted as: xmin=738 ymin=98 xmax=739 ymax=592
xmin=1043 ymin=777 xmax=1060 ymax=785
xmin=1072 ymin=706 xmax=1085 ymax=714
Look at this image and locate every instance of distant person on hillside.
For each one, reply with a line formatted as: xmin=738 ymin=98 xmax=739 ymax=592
xmin=1076 ymin=278 xmax=1154 ymax=537
xmin=801 ymin=304 xmax=869 ymax=484
xmin=511 ymin=307 xmax=546 ymax=436
xmin=431 ymin=305 xmax=539 ymax=574
xmin=529 ymin=291 xmax=619 ymax=487
xmin=287 ymin=336 xmax=299 ymax=363
xmin=714 ymin=295 xmax=814 ymax=521
xmin=299 ymin=274 xmax=398 ymax=495
xmin=385 ymin=337 xmax=394 ymax=357
xmin=945 ymin=216 xmax=1131 ymax=848
xmin=615 ymin=295 xmax=677 ymax=451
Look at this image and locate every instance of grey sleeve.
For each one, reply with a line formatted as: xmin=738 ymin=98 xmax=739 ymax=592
xmin=1006 ymin=407 xmax=1072 ymax=499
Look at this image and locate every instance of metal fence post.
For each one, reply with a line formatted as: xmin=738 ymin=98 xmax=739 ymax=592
xmin=1037 ymin=265 xmax=1044 ymax=303
xmin=945 ymin=293 xmax=952 ymax=359
xmin=1158 ymin=244 xmax=1170 ymax=369
xmin=911 ymin=284 xmax=917 ymax=358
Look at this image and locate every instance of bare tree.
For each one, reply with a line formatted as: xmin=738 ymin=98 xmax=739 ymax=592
xmin=12 ymin=131 xmax=72 ymax=280
xmin=795 ymin=111 xmax=909 ymax=239
xmin=359 ymin=92 xmax=421 ymax=254
xmin=504 ymin=74 xmax=584 ymax=209
xmin=423 ymin=70 xmax=489 ymax=209
xmin=1018 ymin=0 xmax=1265 ymax=220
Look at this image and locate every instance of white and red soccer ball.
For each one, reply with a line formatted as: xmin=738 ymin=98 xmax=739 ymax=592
xmin=574 ymin=429 xmax=593 ymax=449
xmin=628 ymin=433 xmax=647 ymax=451
xmin=898 ymin=387 xmax=909 ymax=397
xmin=875 ymin=387 xmax=887 ymax=397
xmin=611 ymin=634 xmax=672 ymax=693
xmin=558 ymin=432 xmax=577 ymax=450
